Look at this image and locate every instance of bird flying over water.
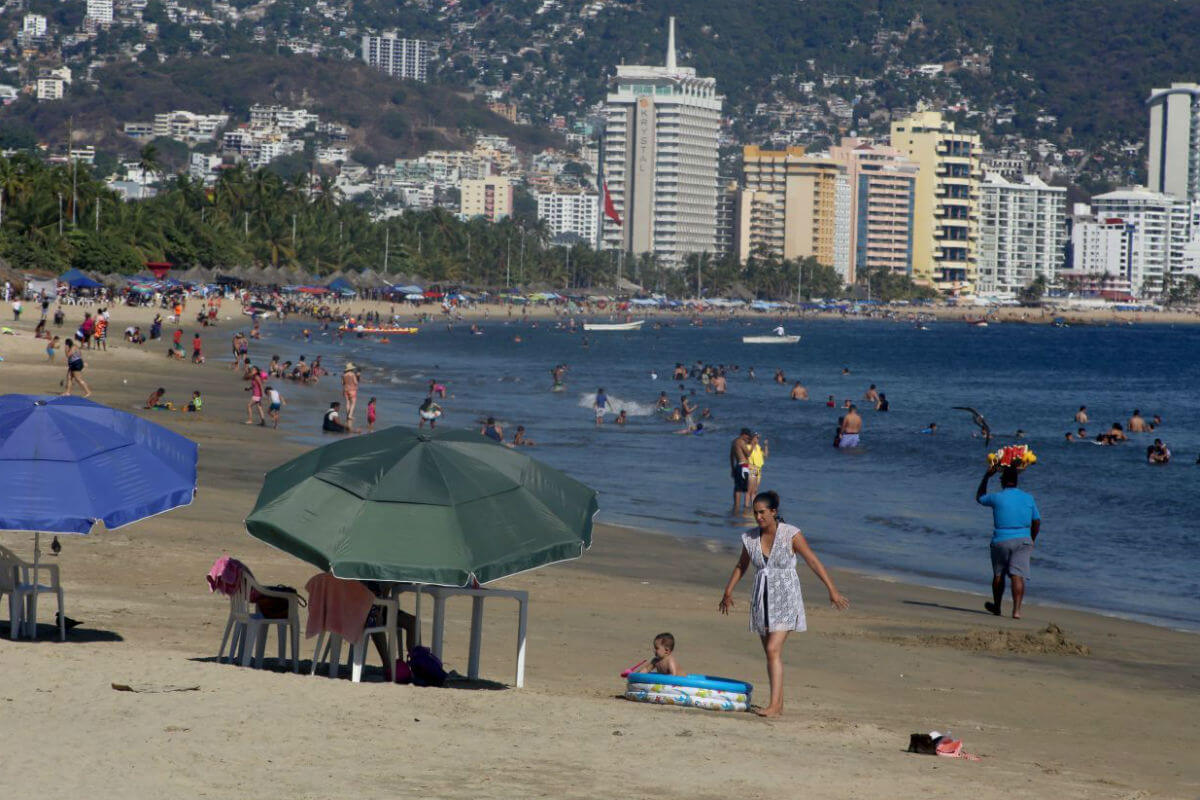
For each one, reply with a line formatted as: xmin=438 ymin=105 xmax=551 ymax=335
xmin=952 ymin=406 xmax=991 ymax=440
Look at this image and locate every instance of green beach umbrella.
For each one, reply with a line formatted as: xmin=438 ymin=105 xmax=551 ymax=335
xmin=245 ymin=427 xmax=598 ymax=586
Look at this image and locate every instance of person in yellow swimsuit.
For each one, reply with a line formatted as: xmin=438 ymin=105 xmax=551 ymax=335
xmin=747 ymin=432 xmax=768 ymax=502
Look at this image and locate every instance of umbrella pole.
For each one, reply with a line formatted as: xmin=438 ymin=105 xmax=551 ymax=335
xmin=29 ymin=532 xmax=41 ymax=638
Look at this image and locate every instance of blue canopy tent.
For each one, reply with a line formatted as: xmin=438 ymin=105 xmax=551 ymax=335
xmin=326 ymin=276 xmax=357 ymax=295
xmin=59 ymin=269 xmax=104 ymax=290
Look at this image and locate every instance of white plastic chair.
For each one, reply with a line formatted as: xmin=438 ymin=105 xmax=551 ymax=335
xmin=217 ymin=572 xmax=301 ymax=671
xmin=310 ymin=595 xmax=398 ymax=682
xmin=1 ymin=546 xmax=65 ymax=642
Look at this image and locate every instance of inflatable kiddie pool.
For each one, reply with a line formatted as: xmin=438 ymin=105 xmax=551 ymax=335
xmin=624 ymin=673 xmax=752 ymax=712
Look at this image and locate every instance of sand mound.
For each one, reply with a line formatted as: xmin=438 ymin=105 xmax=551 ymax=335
xmin=919 ymin=623 xmax=1090 ymax=656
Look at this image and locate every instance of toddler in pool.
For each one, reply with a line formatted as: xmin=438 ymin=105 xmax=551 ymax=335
xmin=650 ymin=632 xmax=680 ymax=675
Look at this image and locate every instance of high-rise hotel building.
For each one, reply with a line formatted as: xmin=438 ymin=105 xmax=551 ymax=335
xmin=736 ymin=146 xmax=851 ymax=277
xmin=362 ymin=34 xmax=431 ymax=83
xmin=889 ymin=111 xmax=982 ymax=293
xmin=828 ymin=139 xmax=919 ymax=282
xmin=600 ymin=18 xmax=723 ymax=263
xmin=1146 ymin=83 xmax=1200 ymax=203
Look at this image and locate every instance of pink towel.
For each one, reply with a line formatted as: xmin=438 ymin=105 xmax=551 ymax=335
xmin=304 ymin=573 xmax=372 ymax=642
xmin=207 ymin=556 xmax=252 ymax=596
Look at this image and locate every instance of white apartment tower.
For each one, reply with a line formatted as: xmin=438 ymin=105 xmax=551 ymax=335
xmin=362 ymin=34 xmax=430 ymax=83
xmin=22 ymin=14 xmax=47 ymax=37
xmin=85 ymin=0 xmax=113 ymax=25
xmin=977 ymin=174 xmax=1067 ymax=295
xmin=601 ymin=17 xmax=723 ymax=263
xmin=536 ymin=191 xmax=599 ymax=243
xmin=1146 ymin=84 xmax=1200 ymax=203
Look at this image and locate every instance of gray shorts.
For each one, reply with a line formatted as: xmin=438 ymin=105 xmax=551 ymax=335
xmin=990 ymin=538 xmax=1033 ymax=578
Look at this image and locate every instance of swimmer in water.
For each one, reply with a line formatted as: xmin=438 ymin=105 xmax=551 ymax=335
xmin=790 ymin=381 xmax=808 ymax=400
xmin=551 ymin=364 xmax=567 ymax=391
xmin=616 ymin=410 xmax=628 ymax=426
xmin=512 ymin=425 xmax=536 ymax=446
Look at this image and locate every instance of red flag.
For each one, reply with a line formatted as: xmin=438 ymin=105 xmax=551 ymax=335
xmin=602 ymin=180 xmax=621 ymax=225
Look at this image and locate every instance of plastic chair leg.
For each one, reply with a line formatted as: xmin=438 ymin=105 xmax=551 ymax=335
xmin=327 ymin=636 xmax=343 ymax=678
xmin=218 ymin=615 xmax=235 ymax=663
xmin=253 ymin=624 xmax=268 ymax=668
xmin=240 ymin=623 xmax=257 ymax=667
xmin=351 ymin=640 xmax=366 ymax=683
xmin=276 ymin=625 xmax=286 ymax=667
xmin=57 ymin=589 xmax=65 ymax=642
xmin=231 ymin=623 xmax=247 ymax=664
xmin=8 ymin=594 xmax=18 ymax=640
xmin=27 ymin=590 xmax=37 ymax=640
xmin=310 ymin=632 xmax=326 ymax=676
xmin=290 ymin=620 xmax=300 ymax=673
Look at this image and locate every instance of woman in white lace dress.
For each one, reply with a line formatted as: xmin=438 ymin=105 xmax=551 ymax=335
xmin=719 ymin=490 xmax=849 ymax=717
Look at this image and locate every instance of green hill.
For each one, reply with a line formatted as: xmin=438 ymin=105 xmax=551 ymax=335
xmin=0 ymin=53 xmax=561 ymax=167
xmin=443 ymin=0 xmax=1200 ymax=146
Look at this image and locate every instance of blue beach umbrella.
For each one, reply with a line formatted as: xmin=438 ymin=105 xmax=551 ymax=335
xmin=0 ymin=395 xmax=198 ymax=572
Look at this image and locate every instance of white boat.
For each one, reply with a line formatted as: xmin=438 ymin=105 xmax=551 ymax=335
xmin=743 ymin=334 xmax=801 ymax=344
xmin=583 ymin=320 xmax=645 ymax=331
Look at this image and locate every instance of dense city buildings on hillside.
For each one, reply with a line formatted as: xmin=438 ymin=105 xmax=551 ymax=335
xmin=361 ymin=34 xmax=430 ymax=83
xmin=889 ymin=110 xmax=982 ymax=294
xmin=600 ymin=18 xmax=722 ymax=264
xmin=828 ymin=139 xmax=918 ymax=282
xmin=976 ymin=174 xmax=1066 ymax=295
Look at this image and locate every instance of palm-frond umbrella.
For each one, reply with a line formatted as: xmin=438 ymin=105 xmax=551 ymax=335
xmin=245 ymin=427 xmax=597 ymax=586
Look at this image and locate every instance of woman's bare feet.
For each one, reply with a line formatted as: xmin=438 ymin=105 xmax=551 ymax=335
xmin=754 ymin=706 xmax=783 ymax=718
xmin=984 ymin=602 xmax=1001 ymax=616
xmin=1012 ymin=612 xmax=1022 ymax=620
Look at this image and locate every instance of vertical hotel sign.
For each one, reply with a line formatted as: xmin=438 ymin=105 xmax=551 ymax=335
xmin=631 ymin=95 xmax=656 ymax=254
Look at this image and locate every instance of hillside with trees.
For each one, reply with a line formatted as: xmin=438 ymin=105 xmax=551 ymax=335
xmin=0 ymin=54 xmax=561 ymax=168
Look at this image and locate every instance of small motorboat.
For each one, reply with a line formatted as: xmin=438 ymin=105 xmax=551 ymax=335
xmin=964 ymin=318 xmax=989 ymax=327
xmin=582 ymin=320 xmax=645 ymax=331
xmin=743 ymin=331 xmax=801 ymax=344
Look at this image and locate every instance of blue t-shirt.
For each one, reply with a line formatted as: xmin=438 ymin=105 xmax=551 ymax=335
xmin=977 ymin=488 xmax=1040 ymax=542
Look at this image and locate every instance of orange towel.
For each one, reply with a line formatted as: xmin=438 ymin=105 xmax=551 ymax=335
xmin=304 ymin=573 xmax=372 ymax=642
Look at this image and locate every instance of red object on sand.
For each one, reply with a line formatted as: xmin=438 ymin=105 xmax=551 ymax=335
xmin=620 ymin=658 xmax=648 ymax=678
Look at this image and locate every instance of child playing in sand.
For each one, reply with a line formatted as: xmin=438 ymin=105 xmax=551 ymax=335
xmin=144 ymin=388 xmax=173 ymax=410
xmin=366 ymin=397 xmax=377 ymax=432
xmin=186 ymin=390 xmax=203 ymax=413
xmin=46 ymin=336 xmax=59 ymax=361
xmin=650 ymin=632 xmax=680 ymax=675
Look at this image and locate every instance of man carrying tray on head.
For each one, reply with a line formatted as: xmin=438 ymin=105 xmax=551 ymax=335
xmin=975 ymin=448 xmax=1041 ymax=620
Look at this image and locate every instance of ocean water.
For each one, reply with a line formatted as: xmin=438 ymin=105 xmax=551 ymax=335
xmin=259 ymin=315 xmax=1200 ymax=631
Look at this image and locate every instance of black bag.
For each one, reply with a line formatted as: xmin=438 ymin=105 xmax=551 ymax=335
xmin=255 ymin=585 xmax=305 ymax=619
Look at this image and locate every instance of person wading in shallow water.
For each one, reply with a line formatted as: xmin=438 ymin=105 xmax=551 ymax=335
xmin=719 ymin=491 xmax=849 ymax=717
xmin=976 ymin=464 xmax=1041 ymax=619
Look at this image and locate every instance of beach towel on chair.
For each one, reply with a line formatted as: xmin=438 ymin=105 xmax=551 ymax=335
xmin=207 ymin=556 xmax=252 ymax=596
xmin=304 ymin=572 xmax=372 ymax=642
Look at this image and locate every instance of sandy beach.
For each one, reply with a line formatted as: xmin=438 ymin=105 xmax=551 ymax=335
xmin=0 ymin=302 xmax=1197 ymax=800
